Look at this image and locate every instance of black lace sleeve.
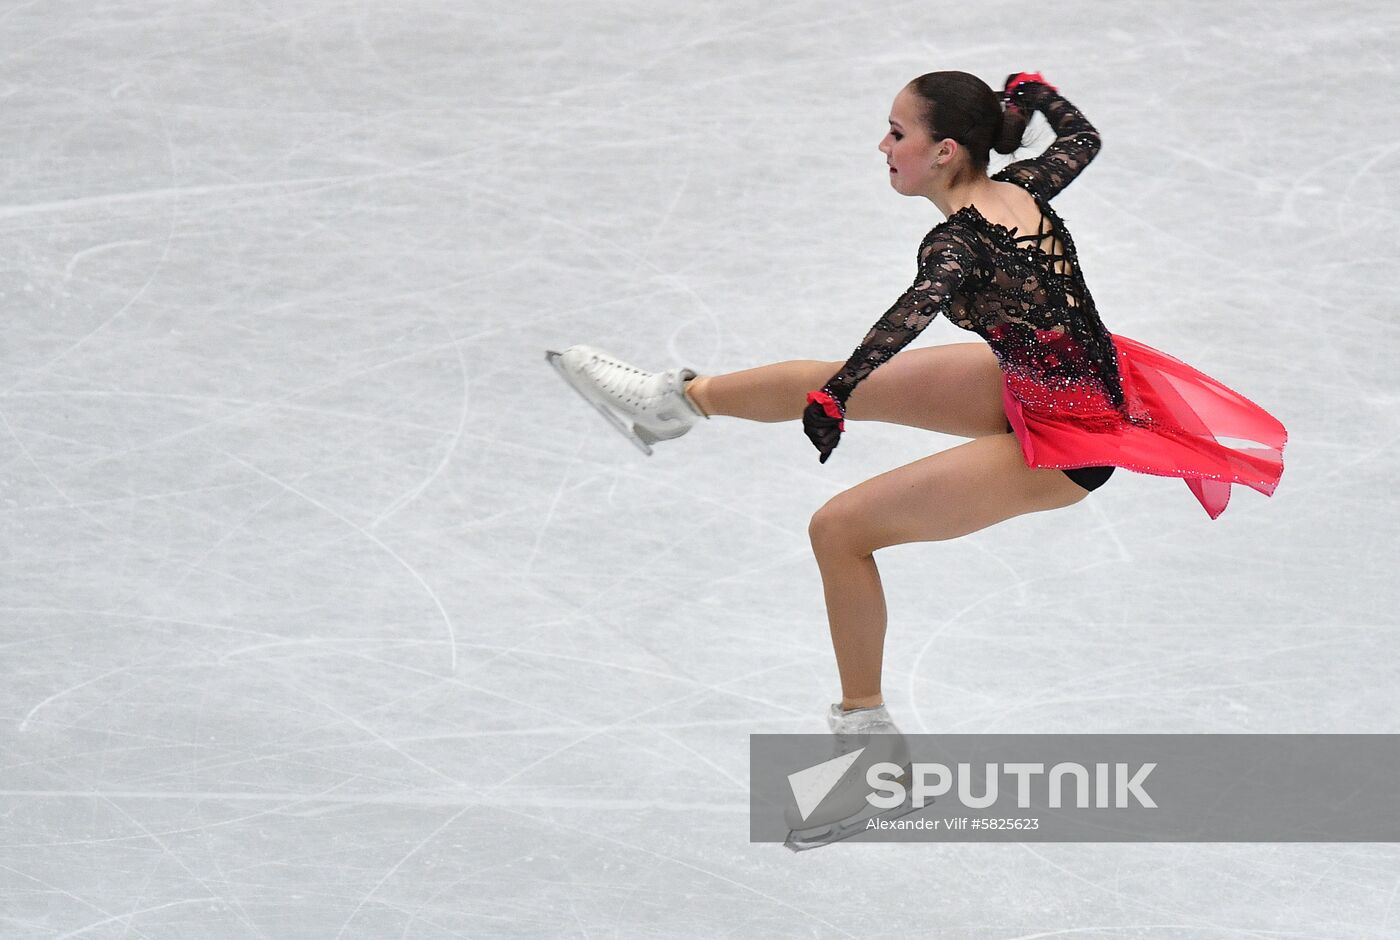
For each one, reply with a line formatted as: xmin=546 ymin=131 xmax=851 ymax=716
xmin=995 ymin=82 xmax=1101 ymax=201
xmin=820 ymin=227 xmax=979 ymax=407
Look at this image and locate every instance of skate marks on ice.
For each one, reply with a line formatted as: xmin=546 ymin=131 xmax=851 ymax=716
xmin=2 ymin=0 xmax=1398 ymax=934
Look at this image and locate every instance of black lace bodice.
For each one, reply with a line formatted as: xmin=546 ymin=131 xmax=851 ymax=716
xmin=822 ymin=81 xmax=1126 ymax=422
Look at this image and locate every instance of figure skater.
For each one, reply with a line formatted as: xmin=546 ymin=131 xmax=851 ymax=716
xmin=545 ymin=71 xmax=1286 ymax=782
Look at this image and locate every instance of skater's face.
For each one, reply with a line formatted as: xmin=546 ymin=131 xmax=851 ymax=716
xmin=879 ymin=85 xmax=959 ymax=197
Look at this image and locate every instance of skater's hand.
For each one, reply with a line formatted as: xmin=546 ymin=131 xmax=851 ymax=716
xmin=1002 ymin=72 xmax=1056 ymax=112
xmin=803 ymin=388 xmax=846 ymax=464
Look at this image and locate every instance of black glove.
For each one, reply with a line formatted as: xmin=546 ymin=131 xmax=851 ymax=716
xmin=803 ymin=388 xmax=846 ymax=464
xmin=1002 ymin=71 xmax=1056 ymax=112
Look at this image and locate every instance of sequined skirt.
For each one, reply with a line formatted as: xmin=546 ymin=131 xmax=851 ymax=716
xmin=1000 ymin=333 xmax=1287 ymax=520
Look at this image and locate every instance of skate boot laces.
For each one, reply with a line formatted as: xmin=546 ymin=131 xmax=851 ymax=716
xmin=565 ymin=346 xmax=702 ymax=426
xmin=582 ymin=351 xmax=674 ymax=409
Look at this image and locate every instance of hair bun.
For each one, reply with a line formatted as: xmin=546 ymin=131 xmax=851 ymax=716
xmin=994 ymin=105 xmax=1028 ymax=155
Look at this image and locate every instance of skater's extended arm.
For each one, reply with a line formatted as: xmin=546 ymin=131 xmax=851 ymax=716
xmin=994 ymin=76 xmax=1101 ymax=201
xmin=802 ymin=229 xmax=976 ymax=462
xmin=818 ymin=227 xmax=979 ymax=409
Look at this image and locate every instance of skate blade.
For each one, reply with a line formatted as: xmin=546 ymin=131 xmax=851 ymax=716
xmin=545 ymin=349 xmax=653 ymax=456
xmin=783 ymin=768 xmax=922 ymax=853
xmin=783 ymin=795 xmax=925 ymax=852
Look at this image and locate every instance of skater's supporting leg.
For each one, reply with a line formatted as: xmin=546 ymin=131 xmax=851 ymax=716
xmin=684 ymin=342 xmax=1007 ymax=437
xmin=809 ymin=548 xmax=888 ymax=711
xmin=808 ymin=433 xmax=1089 ymax=710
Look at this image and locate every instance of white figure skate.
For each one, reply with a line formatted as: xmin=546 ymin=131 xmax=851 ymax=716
xmin=783 ymin=704 xmax=923 ymax=852
xmin=544 ymin=345 xmax=708 ymax=456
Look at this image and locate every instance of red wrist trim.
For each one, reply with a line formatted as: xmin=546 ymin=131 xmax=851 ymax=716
xmin=807 ymin=390 xmax=846 ymax=430
xmin=1005 ymin=71 xmax=1056 ymax=93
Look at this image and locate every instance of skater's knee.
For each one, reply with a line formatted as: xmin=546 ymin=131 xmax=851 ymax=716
xmin=808 ymin=498 xmax=869 ymax=555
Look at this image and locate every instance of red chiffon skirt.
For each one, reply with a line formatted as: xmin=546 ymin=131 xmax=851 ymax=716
xmin=1001 ymin=334 xmax=1287 ymax=520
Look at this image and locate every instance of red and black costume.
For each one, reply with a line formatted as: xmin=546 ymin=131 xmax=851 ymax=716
xmin=805 ymin=76 xmax=1286 ymax=519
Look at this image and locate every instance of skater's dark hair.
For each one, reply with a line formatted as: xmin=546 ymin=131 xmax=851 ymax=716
xmin=906 ymin=71 xmax=1028 ymax=179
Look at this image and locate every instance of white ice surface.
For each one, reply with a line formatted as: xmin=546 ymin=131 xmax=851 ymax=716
xmin=2 ymin=1 xmax=1399 ymax=937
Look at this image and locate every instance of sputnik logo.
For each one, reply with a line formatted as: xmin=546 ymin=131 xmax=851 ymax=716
xmin=786 ymin=747 xmax=865 ymax=822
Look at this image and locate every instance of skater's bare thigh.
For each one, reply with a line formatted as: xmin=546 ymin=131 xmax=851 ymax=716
xmin=810 ymin=433 xmax=1087 ymax=556
xmin=832 ymin=343 xmax=1006 ymax=438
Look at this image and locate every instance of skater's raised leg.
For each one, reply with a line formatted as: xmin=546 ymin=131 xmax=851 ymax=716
xmin=548 ymin=341 xmax=1007 ymax=452
xmin=685 ymin=342 xmax=1007 ymax=437
xmin=683 ymin=360 xmax=836 ymax=423
xmin=808 ymin=432 xmax=1088 ymax=711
